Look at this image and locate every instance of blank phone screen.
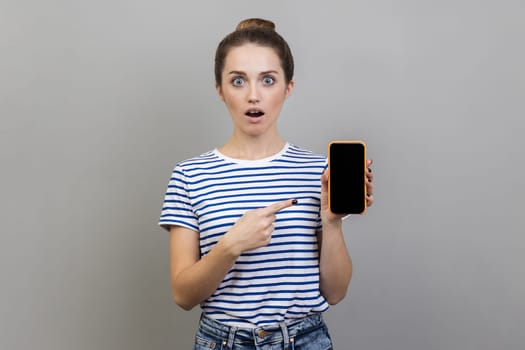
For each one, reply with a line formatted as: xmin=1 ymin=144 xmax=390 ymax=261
xmin=329 ymin=142 xmax=366 ymax=214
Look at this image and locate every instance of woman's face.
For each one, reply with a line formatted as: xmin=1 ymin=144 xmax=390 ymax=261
xmin=216 ymin=43 xmax=294 ymax=139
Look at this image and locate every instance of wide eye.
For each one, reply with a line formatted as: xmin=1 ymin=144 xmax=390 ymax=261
xmin=262 ymin=76 xmax=275 ymax=85
xmin=231 ymin=77 xmax=245 ymax=87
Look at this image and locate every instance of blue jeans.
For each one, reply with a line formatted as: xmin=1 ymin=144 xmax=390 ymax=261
xmin=194 ymin=313 xmax=333 ymax=350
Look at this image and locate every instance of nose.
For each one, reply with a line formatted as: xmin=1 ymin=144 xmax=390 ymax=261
xmin=247 ymin=83 xmax=260 ymax=104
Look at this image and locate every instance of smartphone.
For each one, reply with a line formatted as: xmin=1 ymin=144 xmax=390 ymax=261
xmin=328 ymin=140 xmax=367 ymax=214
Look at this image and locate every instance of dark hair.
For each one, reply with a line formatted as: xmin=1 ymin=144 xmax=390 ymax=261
xmin=214 ymin=18 xmax=294 ymax=85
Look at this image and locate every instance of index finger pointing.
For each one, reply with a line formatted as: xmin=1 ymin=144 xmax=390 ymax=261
xmin=264 ymin=199 xmax=298 ymax=215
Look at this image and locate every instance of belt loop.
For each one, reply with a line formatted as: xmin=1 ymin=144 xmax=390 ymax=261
xmin=280 ymin=321 xmax=290 ymax=350
xmin=226 ymin=325 xmax=238 ymax=349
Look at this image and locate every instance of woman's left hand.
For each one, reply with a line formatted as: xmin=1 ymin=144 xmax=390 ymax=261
xmin=365 ymin=159 xmax=374 ymax=207
xmin=320 ymin=159 xmax=374 ymax=223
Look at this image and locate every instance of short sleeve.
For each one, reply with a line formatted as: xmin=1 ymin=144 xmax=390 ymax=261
xmin=158 ymin=165 xmax=199 ymax=232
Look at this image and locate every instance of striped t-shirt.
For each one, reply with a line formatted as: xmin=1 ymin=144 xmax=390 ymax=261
xmin=159 ymin=143 xmax=330 ymax=327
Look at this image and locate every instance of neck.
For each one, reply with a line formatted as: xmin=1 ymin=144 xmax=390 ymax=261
xmin=219 ymin=133 xmax=286 ymax=160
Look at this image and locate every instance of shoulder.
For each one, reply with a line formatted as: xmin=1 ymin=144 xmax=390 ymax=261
xmin=173 ymin=150 xmax=222 ymax=171
xmin=177 ymin=150 xmax=217 ymax=166
xmin=283 ymin=144 xmax=327 ymax=163
xmin=166 ymin=150 xmax=226 ymax=184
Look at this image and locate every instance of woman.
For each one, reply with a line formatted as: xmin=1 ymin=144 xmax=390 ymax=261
xmin=159 ymin=18 xmax=374 ymax=349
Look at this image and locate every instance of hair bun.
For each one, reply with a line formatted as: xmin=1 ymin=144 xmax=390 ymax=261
xmin=236 ymin=18 xmax=276 ymax=31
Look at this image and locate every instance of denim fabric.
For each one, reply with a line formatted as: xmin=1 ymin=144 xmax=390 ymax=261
xmin=194 ymin=314 xmax=333 ymax=350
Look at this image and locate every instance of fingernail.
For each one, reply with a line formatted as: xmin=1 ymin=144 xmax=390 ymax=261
xmin=292 ymin=199 xmax=298 ymax=205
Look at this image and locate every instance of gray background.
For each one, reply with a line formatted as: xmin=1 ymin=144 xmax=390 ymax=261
xmin=1 ymin=0 xmax=523 ymax=349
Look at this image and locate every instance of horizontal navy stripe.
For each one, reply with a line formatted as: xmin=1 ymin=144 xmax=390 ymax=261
xmin=213 ymin=288 xmax=319 ymax=297
xmin=274 ymin=216 xmax=317 ymax=224
xmin=223 ymin=251 xmax=318 ymax=262
xmin=198 ymin=206 xmax=260 ymax=219
xmin=206 ymin=311 xmax=288 ymax=319
xmin=222 ymin=272 xmax=319 ymax=283
xmin=236 ymin=251 xmax=319 ymax=261
xmin=191 ymin=175 xmax=320 ymax=191
xmin=182 ymin=170 xmax=323 ymax=185
xmin=160 ymin=214 xmax=196 ymax=221
xmin=273 ymin=225 xmax=318 ymax=231
xmin=165 ymin=183 xmax=186 ymax=190
xmin=200 ymin=224 xmax=316 ymax=238
xmin=205 ymin=300 xmax=327 ymax=313
xmin=192 ymin=183 xmax=320 ymax=200
xmin=198 ymin=198 xmax=320 ymax=214
xmin=160 ymin=207 xmax=193 ymax=214
xmin=242 ymin=249 xmax=318 ymax=257
xmin=209 ymin=295 xmax=321 ymax=305
xmin=184 ymin=164 xmax=324 ymax=176
xmin=197 ymin=197 xmax=317 ymax=214
xmin=162 ymin=199 xmax=191 ymax=206
xmin=200 ymin=239 xmax=316 ymax=250
xmin=190 ymin=174 xmax=321 ymax=191
xmin=199 ymin=222 xmax=235 ymax=235
xmin=198 ymin=212 xmax=318 ymax=226
xmin=176 ymin=156 xmax=221 ymax=167
xmin=216 ymin=280 xmax=319 ymax=291
xmin=235 ymin=257 xmax=317 ymax=265
xmin=279 ymin=210 xmax=320 ymax=217
xmin=193 ymin=189 xmax=320 ymax=206
xmin=199 ymin=213 xmax=242 ymax=226
xmin=229 ymin=265 xmax=318 ymax=274
xmin=268 ymin=240 xmax=317 ymax=247
xmin=273 ymin=157 xmax=325 ymax=163
xmin=179 ymin=161 xmax=231 ymax=172
xmin=283 ymin=153 xmax=325 ymax=160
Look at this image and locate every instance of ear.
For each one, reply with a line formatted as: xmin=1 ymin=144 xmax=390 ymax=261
xmin=216 ymin=83 xmax=224 ymax=101
xmin=285 ymin=80 xmax=295 ymax=99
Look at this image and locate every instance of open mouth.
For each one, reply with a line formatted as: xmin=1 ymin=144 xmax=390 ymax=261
xmin=245 ymin=109 xmax=265 ymax=118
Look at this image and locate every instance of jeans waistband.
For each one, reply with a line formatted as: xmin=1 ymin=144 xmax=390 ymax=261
xmin=198 ymin=313 xmax=326 ymax=347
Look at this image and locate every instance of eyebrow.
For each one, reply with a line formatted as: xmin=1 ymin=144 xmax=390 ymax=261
xmin=227 ymin=70 xmax=279 ymax=76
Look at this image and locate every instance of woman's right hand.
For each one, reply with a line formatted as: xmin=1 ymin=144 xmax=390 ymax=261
xmin=222 ymin=199 xmax=297 ymax=256
xmin=169 ymin=198 xmax=297 ymax=309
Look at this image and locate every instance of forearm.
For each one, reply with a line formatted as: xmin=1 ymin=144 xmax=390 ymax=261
xmin=172 ymin=236 xmax=239 ymax=310
xmin=318 ymin=220 xmax=352 ymax=305
xmin=171 ymin=200 xmax=296 ymax=310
